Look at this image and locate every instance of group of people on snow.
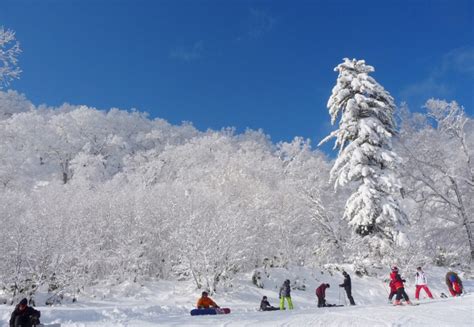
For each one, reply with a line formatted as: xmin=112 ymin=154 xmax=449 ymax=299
xmin=259 ymin=272 xmax=357 ymax=311
xmin=8 ymin=268 xmax=465 ymax=324
xmin=388 ymin=266 xmax=464 ymax=305
xmin=193 ymin=267 xmax=465 ymax=314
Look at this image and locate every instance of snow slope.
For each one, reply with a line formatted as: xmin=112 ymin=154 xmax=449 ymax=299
xmin=1 ymin=266 xmax=472 ymax=326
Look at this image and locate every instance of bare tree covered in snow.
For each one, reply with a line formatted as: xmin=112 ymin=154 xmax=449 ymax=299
xmin=0 ymin=27 xmax=21 ymax=88
xmin=397 ymin=100 xmax=474 ymax=262
xmin=320 ymin=58 xmax=408 ymax=246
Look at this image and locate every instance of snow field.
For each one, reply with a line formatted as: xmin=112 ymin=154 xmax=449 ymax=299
xmin=1 ymin=266 xmax=472 ymax=326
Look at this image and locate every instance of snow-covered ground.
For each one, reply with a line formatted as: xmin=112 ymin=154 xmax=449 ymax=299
xmin=1 ymin=266 xmax=472 ymax=326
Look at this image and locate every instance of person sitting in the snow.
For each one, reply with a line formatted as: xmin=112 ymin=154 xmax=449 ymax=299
xmin=260 ymin=296 xmax=279 ymax=311
xmin=414 ymin=266 xmax=434 ymax=300
xmin=9 ymin=298 xmax=41 ymax=327
xmin=390 ymin=267 xmax=412 ymax=305
xmin=339 ymin=271 xmax=356 ymax=305
xmin=279 ymin=279 xmax=294 ymax=310
xmin=196 ymin=291 xmax=219 ymax=309
xmin=316 ymin=283 xmax=330 ymax=307
xmin=446 ymin=272 xmax=463 ymax=297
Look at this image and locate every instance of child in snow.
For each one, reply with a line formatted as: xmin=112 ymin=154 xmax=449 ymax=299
xmin=390 ymin=267 xmax=412 ymax=305
xmin=414 ymin=267 xmax=434 ymax=300
xmin=9 ymin=298 xmax=41 ymax=327
xmin=260 ymin=296 xmax=279 ymax=311
xmin=196 ymin=291 xmax=220 ymax=309
xmin=316 ymin=283 xmax=330 ymax=307
xmin=279 ymin=279 xmax=294 ymax=310
xmin=445 ymin=272 xmax=463 ymax=296
xmin=339 ymin=271 xmax=356 ymax=305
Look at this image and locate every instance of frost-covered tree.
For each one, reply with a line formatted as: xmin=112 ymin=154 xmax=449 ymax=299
xmin=397 ymin=100 xmax=473 ymax=262
xmin=320 ymin=58 xmax=408 ymax=243
xmin=0 ymin=27 xmax=21 ymax=88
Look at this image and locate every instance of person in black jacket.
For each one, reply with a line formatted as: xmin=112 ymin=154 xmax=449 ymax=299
xmin=260 ymin=296 xmax=279 ymax=311
xmin=9 ymin=298 xmax=41 ymax=327
xmin=339 ymin=271 xmax=356 ymax=305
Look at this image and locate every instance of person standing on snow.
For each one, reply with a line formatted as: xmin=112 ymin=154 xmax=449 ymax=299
xmin=414 ymin=267 xmax=434 ymax=300
xmin=279 ymin=279 xmax=294 ymax=310
xmin=445 ymin=272 xmax=463 ymax=296
xmin=390 ymin=267 xmax=412 ymax=305
xmin=339 ymin=271 xmax=356 ymax=305
xmin=316 ymin=283 xmax=330 ymax=307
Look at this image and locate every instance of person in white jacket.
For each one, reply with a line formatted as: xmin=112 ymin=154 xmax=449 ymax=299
xmin=415 ymin=267 xmax=434 ymax=300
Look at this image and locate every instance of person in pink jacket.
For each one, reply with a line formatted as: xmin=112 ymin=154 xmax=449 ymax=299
xmin=414 ymin=267 xmax=434 ymax=300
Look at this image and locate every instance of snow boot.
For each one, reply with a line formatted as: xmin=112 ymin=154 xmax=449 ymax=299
xmin=394 ymin=300 xmax=402 ymax=306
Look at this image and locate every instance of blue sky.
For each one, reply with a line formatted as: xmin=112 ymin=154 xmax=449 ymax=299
xmin=2 ymin=0 xmax=473 ymax=152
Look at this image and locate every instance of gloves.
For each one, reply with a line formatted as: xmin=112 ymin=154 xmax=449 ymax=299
xmin=402 ymin=279 xmax=406 ymax=283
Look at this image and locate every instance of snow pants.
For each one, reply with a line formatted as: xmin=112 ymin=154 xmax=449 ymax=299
xmin=388 ymin=291 xmax=397 ymax=301
xmin=317 ymin=295 xmax=326 ymax=307
xmin=279 ymin=296 xmax=293 ymax=310
xmin=449 ymin=282 xmax=462 ymax=296
xmin=415 ymin=285 xmax=433 ymax=299
xmin=344 ymin=288 xmax=356 ymax=305
xmin=396 ymin=287 xmax=410 ymax=301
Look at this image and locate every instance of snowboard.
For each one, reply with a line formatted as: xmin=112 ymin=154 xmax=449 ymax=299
xmin=190 ymin=308 xmax=231 ymax=316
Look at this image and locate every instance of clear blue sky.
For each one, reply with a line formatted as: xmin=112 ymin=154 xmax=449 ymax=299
xmin=2 ymin=0 xmax=473 ymax=151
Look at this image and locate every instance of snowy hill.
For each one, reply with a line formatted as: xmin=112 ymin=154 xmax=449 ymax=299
xmin=1 ymin=266 xmax=472 ymax=326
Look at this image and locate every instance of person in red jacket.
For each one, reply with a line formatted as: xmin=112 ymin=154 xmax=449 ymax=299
xmin=316 ymin=283 xmax=330 ymax=307
xmin=390 ymin=267 xmax=411 ymax=305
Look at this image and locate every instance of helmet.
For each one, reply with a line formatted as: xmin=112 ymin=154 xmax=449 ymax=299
xmin=392 ymin=266 xmax=399 ymax=272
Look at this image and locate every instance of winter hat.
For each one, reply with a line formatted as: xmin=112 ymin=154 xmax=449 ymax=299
xmin=416 ymin=267 xmax=422 ymax=271
xmin=202 ymin=291 xmax=208 ymax=297
xmin=19 ymin=298 xmax=27 ymax=305
xmin=285 ymin=279 xmax=290 ymax=284
xmin=342 ymin=271 xmax=348 ymax=276
xmin=326 ymin=283 xmax=330 ymax=288
xmin=262 ymin=296 xmax=267 ymax=300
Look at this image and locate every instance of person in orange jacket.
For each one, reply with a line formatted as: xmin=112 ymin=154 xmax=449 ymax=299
xmin=196 ymin=291 xmax=220 ymax=309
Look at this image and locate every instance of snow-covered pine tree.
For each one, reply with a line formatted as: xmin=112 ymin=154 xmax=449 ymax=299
xmin=320 ymin=58 xmax=408 ymax=242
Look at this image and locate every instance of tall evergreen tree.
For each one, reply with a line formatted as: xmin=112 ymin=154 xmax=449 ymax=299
xmin=320 ymin=58 xmax=407 ymax=240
